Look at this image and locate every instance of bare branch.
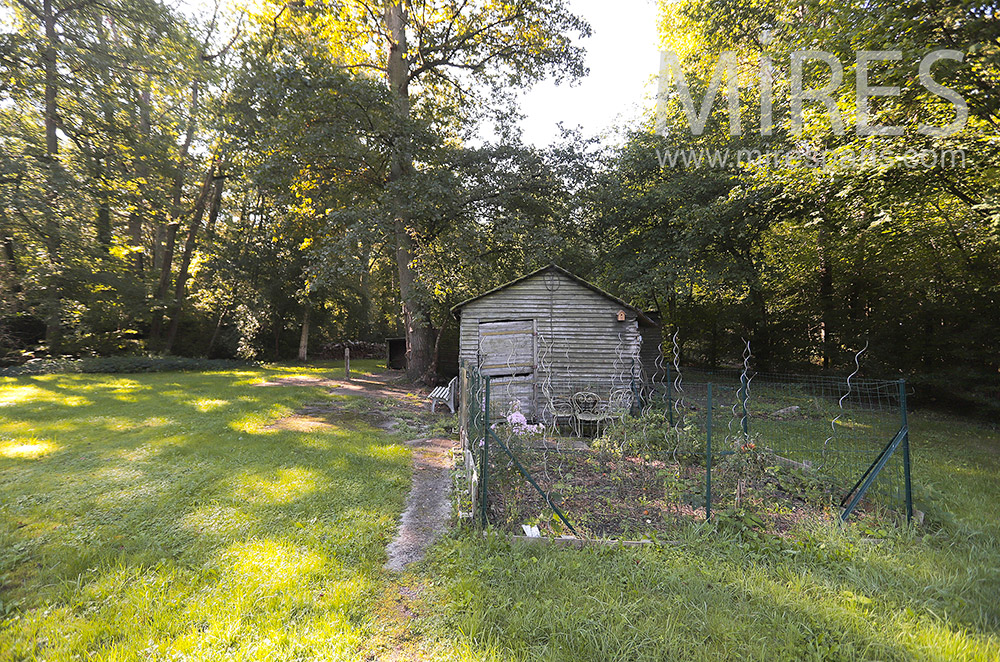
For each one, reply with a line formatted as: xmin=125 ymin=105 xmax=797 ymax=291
xmin=54 ymin=0 xmax=98 ymax=20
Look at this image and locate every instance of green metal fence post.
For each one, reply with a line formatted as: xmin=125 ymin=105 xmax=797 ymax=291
xmin=666 ymin=363 xmax=674 ymax=426
xmin=481 ymin=376 xmax=490 ymax=528
xmin=900 ymin=379 xmax=912 ymax=523
xmin=705 ymin=383 xmax=712 ymax=522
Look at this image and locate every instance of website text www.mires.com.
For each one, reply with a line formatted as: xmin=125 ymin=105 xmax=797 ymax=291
xmin=654 ymin=147 xmax=967 ymax=170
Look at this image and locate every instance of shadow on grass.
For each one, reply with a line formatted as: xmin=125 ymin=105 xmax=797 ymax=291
xmin=0 ymin=366 xmax=411 ymax=660
xmin=421 ymin=523 xmax=999 ymax=662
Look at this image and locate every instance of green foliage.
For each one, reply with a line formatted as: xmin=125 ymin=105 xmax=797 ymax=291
xmin=717 ymin=443 xmax=774 ymax=481
xmin=594 ymin=411 xmax=705 ymax=464
xmin=1 ymin=0 xmax=995 ymax=396
xmin=582 ymin=0 xmax=999 ymax=406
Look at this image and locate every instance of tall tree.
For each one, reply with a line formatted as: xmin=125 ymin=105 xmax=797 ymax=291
xmin=258 ymin=0 xmax=590 ymax=380
xmin=2 ymin=0 xmax=208 ymax=352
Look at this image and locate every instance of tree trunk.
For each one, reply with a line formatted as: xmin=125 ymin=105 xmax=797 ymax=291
xmin=149 ymin=221 xmax=178 ymax=344
xmin=152 ymin=222 xmax=165 ymax=274
xmin=423 ymin=315 xmax=449 ymax=384
xmin=298 ymin=305 xmax=310 ymax=361
xmin=358 ymin=248 xmax=373 ymax=340
xmin=204 ymin=172 xmax=225 ymax=240
xmin=128 ymin=81 xmax=152 ymax=275
xmin=127 ymin=211 xmax=144 ymax=273
xmin=150 ymin=80 xmax=200 ymax=346
xmin=396 ymin=223 xmax=434 ymax=381
xmin=95 ymin=157 xmax=112 ymax=252
xmin=0 ymin=207 xmax=21 ymax=309
xmin=384 ymin=1 xmax=434 ymax=383
xmin=94 ymin=23 xmax=115 ymax=256
xmin=163 ymin=157 xmax=219 ymax=353
xmin=818 ymin=222 xmax=834 ymax=370
xmin=205 ymin=305 xmax=228 ymax=357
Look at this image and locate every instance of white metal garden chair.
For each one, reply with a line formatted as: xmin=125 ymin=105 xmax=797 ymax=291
xmin=546 ymin=396 xmax=575 ymax=431
xmin=571 ymin=391 xmax=610 ymax=437
xmin=606 ymin=388 xmax=633 ymax=424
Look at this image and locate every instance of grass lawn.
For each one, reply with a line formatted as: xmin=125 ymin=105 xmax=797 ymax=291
xmin=0 ymin=360 xmax=416 ymax=660
xmin=1 ymin=362 xmax=998 ymax=660
xmin=423 ymin=412 xmax=1000 ymax=661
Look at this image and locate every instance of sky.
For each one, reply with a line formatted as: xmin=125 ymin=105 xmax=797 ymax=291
xmin=516 ymin=0 xmax=663 ymax=146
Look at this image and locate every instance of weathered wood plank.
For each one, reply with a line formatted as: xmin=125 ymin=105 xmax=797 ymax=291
xmin=458 ymin=270 xmax=646 ymax=418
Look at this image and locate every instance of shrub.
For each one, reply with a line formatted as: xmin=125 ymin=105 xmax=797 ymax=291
xmin=0 ymin=356 xmax=254 ymax=376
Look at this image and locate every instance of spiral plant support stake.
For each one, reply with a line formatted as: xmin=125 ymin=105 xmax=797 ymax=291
xmin=536 ymin=326 xmax=557 ymax=438
xmin=726 ymin=400 xmax=739 ymax=446
xmin=671 ymin=329 xmax=684 ymax=429
xmin=740 ymin=339 xmax=753 ymax=446
xmin=728 ymin=339 xmax=752 ymax=447
xmin=541 ymin=273 xmax=559 ymax=437
xmin=821 ymin=340 xmax=868 ymax=470
xmin=630 ymin=335 xmax=642 ymax=396
xmin=643 ymin=336 xmax=668 ymax=447
xmin=646 ymin=337 xmax=669 ymax=417
xmin=613 ymin=333 xmax=627 ymax=392
xmin=605 ymin=332 xmax=627 ymax=445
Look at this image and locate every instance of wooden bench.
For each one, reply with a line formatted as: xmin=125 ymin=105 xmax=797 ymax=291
xmin=429 ymin=376 xmax=458 ymax=413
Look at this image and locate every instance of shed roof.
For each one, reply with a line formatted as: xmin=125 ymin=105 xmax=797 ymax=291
xmin=451 ymin=264 xmax=657 ymax=327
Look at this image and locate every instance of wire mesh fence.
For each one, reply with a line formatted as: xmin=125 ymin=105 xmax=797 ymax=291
xmin=458 ymin=358 xmax=912 ymax=539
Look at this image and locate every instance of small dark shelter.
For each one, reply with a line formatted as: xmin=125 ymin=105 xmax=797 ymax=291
xmin=451 ymin=265 xmax=661 ymax=419
xmin=386 ymin=337 xmax=407 ymax=370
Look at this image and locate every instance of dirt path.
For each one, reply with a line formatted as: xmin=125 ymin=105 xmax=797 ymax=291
xmin=256 ymin=373 xmax=429 ymax=412
xmin=385 ymin=437 xmax=454 ymax=571
xmin=257 ymin=371 xmax=455 ymax=571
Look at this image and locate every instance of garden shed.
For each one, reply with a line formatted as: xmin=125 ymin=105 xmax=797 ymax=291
xmin=451 ymin=264 xmax=660 ymax=420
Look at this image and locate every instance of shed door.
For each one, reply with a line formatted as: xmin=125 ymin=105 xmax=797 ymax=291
xmin=478 ymin=320 xmax=535 ymax=417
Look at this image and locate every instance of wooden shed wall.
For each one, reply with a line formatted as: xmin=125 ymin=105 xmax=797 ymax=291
xmin=457 ymin=271 xmax=643 ymax=417
xmin=639 ymin=325 xmax=664 ymax=386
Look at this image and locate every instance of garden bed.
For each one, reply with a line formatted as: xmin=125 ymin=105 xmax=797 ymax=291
xmin=483 ymin=441 xmax=881 ymax=539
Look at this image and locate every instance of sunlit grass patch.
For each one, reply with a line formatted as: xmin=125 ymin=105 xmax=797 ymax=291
xmin=228 ymin=403 xmax=297 ymax=434
xmin=0 ymin=384 xmax=49 ymax=406
xmin=368 ymin=442 xmax=410 ymax=462
xmin=0 ymin=384 xmax=91 ymax=408
xmin=0 ymin=437 xmax=58 ymax=459
xmin=220 ymin=538 xmax=327 ymax=590
xmin=234 ymin=467 xmax=324 ymax=504
xmin=189 ymin=397 xmax=231 ymax=412
xmin=835 ymin=417 xmax=873 ymax=430
xmin=0 ymin=365 xmax=412 ymax=660
xmin=180 ymin=505 xmax=259 ymax=538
